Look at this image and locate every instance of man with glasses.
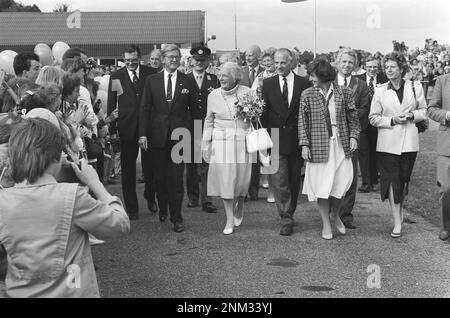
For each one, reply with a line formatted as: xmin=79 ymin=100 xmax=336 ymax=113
xmin=139 ymin=44 xmax=194 ymax=233
xmin=107 ymin=45 xmax=157 ymax=221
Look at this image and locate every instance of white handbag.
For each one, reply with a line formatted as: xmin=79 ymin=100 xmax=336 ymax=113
xmin=246 ymin=119 xmax=273 ymax=153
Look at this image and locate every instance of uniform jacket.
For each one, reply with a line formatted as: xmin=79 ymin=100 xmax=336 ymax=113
xmin=298 ymin=84 xmax=361 ymax=163
xmin=369 ymin=80 xmax=427 ymax=155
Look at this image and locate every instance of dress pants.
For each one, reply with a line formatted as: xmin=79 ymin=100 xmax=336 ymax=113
xmin=359 ymin=127 xmax=378 ymax=186
xmin=152 ymin=143 xmax=185 ymax=224
xmin=269 ymin=154 xmax=303 ymax=226
xmin=437 ymin=156 xmax=450 ymax=231
xmin=340 ymin=149 xmax=358 ymax=225
xmin=120 ymin=139 xmax=156 ymax=215
xmin=186 ymin=161 xmax=211 ymax=205
xmin=249 ymin=160 xmax=260 ymax=198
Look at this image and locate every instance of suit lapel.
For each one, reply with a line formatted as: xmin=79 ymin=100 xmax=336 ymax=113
xmin=272 ymin=76 xmax=289 ymax=115
xmin=172 ymin=71 xmax=184 ymax=105
xmin=349 ymin=77 xmax=358 ymax=94
xmin=120 ymin=68 xmax=137 ymax=102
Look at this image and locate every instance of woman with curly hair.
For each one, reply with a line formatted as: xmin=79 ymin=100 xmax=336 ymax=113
xmin=369 ymin=52 xmax=428 ymax=238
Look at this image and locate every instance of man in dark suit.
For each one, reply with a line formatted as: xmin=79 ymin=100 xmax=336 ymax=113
xmin=239 ymin=44 xmax=265 ymax=200
xmin=261 ymin=48 xmax=311 ymax=236
xmin=185 ymin=46 xmax=220 ymax=213
xmin=139 ymin=44 xmax=194 ymax=233
xmin=107 ymin=45 xmax=157 ymax=220
xmin=356 ymin=56 xmax=388 ymax=193
xmin=335 ymin=49 xmax=370 ymax=229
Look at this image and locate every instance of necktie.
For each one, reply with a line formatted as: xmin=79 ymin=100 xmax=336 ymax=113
xmin=282 ymin=77 xmax=289 ymax=107
xmin=344 ymin=78 xmax=348 ymax=87
xmin=322 ymin=91 xmax=334 ymax=137
xmin=368 ymin=77 xmax=375 ymax=100
xmin=132 ymin=70 xmax=139 ymax=96
xmin=167 ymin=73 xmax=173 ymax=101
xmin=249 ymin=68 xmax=255 ymax=86
xmin=196 ymin=74 xmax=203 ymax=89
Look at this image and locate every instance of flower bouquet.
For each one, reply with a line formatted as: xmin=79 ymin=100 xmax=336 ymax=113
xmin=235 ymin=92 xmax=273 ymax=154
xmin=234 ymin=91 xmax=265 ymax=123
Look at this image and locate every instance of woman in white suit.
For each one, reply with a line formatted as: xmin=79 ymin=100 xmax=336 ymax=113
xmin=369 ymin=52 xmax=427 ymax=238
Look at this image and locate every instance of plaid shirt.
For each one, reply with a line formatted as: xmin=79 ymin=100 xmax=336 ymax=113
xmin=298 ymin=83 xmax=360 ymax=163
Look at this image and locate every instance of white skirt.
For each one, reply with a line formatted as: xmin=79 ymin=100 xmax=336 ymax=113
xmin=302 ymin=128 xmax=353 ymax=202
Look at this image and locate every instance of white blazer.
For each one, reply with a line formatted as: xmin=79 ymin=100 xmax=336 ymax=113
xmin=369 ymin=80 xmax=427 ymax=155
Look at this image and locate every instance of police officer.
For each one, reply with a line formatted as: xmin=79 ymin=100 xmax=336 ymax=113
xmin=186 ymin=46 xmax=220 ymax=213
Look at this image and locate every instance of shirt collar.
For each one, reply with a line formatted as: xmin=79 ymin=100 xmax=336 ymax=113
xmin=338 ymin=73 xmax=352 ymax=85
xmin=279 ymin=71 xmax=294 ymax=81
xmin=127 ymin=65 xmax=140 ymax=77
xmin=164 ymin=69 xmax=177 ymax=78
xmin=193 ymin=70 xmax=205 ymax=78
xmin=387 ymin=79 xmax=405 ymax=90
xmin=318 ymin=83 xmax=335 ymax=99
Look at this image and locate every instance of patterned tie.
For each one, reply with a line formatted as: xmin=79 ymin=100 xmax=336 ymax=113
xmin=344 ymin=78 xmax=348 ymax=87
xmin=249 ymin=68 xmax=255 ymax=86
xmin=282 ymin=77 xmax=289 ymax=107
xmin=167 ymin=73 xmax=173 ymax=101
xmin=132 ymin=70 xmax=139 ymax=96
xmin=368 ymin=77 xmax=375 ymax=100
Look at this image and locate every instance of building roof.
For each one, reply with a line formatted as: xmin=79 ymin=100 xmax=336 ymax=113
xmin=0 ymin=10 xmax=205 ymax=45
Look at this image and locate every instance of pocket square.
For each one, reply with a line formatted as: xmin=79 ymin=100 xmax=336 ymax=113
xmin=181 ymin=88 xmax=190 ymax=94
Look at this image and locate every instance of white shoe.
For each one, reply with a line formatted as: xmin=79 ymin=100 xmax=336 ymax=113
xmin=234 ymin=216 xmax=243 ymax=227
xmin=261 ymin=183 xmax=269 ymax=189
xmin=267 ymin=196 xmax=275 ymax=203
xmin=223 ymin=226 xmax=234 ymax=235
xmin=321 ymin=232 xmax=333 ymax=240
xmin=89 ymin=236 xmax=105 ymax=246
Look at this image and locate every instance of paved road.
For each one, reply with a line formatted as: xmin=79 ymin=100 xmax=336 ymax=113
xmin=1 ymin=159 xmax=449 ymax=298
xmin=92 ymin=176 xmax=450 ymax=298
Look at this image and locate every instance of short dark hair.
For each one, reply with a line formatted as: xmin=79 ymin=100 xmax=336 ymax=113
xmin=61 ymin=57 xmax=86 ymax=74
xmin=62 ymin=47 xmax=87 ymax=61
xmin=13 ymin=53 xmax=40 ymax=77
xmin=17 ymin=89 xmax=51 ymax=113
xmin=384 ymin=52 xmax=409 ymax=77
xmin=307 ymin=58 xmax=337 ymax=83
xmin=9 ymin=118 xmax=65 ymax=184
xmin=123 ymin=45 xmax=141 ymax=57
xmin=62 ymin=75 xmax=81 ymax=98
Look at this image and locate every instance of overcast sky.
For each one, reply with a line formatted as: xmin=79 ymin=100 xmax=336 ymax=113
xmin=19 ymin=0 xmax=450 ymax=53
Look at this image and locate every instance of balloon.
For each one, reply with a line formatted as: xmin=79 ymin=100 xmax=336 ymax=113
xmin=34 ymin=44 xmax=53 ymax=66
xmin=52 ymin=41 xmax=70 ymax=64
xmin=35 ymin=43 xmax=51 ymax=51
xmin=0 ymin=50 xmax=18 ymax=75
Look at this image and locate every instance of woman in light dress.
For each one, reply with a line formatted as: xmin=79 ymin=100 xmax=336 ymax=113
xmin=298 ymin=59 xmax=360 ymax=240
xmin=202 ymin=62 xmax=254 ymax=235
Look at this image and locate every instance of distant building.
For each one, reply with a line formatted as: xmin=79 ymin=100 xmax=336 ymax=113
xmin=0 ymin=10 xmax=205 ymax=65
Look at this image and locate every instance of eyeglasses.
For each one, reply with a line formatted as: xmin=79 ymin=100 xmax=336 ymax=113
xmin=165 ymin=55 xmax=181 ymax=60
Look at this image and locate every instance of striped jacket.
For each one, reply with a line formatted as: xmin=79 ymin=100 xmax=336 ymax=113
xmin=298 ymin=83 xmax=361 ymax=163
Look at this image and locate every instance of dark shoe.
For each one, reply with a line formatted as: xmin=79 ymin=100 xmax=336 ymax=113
xmin=137 ymin=175 xmax=145 ymax=183
xmin=147 ymin=201 xmax=158 ymax=213
xmin=128 ymin=213 xmax=139 ymax=220
xmin=187 ymin=199 xmax=199 ymax=208
xmin=280 ymin=224 xmax=293 ymax=236
xmin=159 ymin=212 xmax=167 ymax=223
xmin=343 ymin=222 xmax=357 ymax=229
xmin=248 ymin=189 xmax=258 ymax=201
xmin=173 ymin=222 xmax=185 ymax=232
xmin=202 ymin=202 xmax=217 ymax=213
xmin=439 ymin=230 xmax=450 ymax=241
xmin=358 ymin=184 xmax=371 ymax=193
